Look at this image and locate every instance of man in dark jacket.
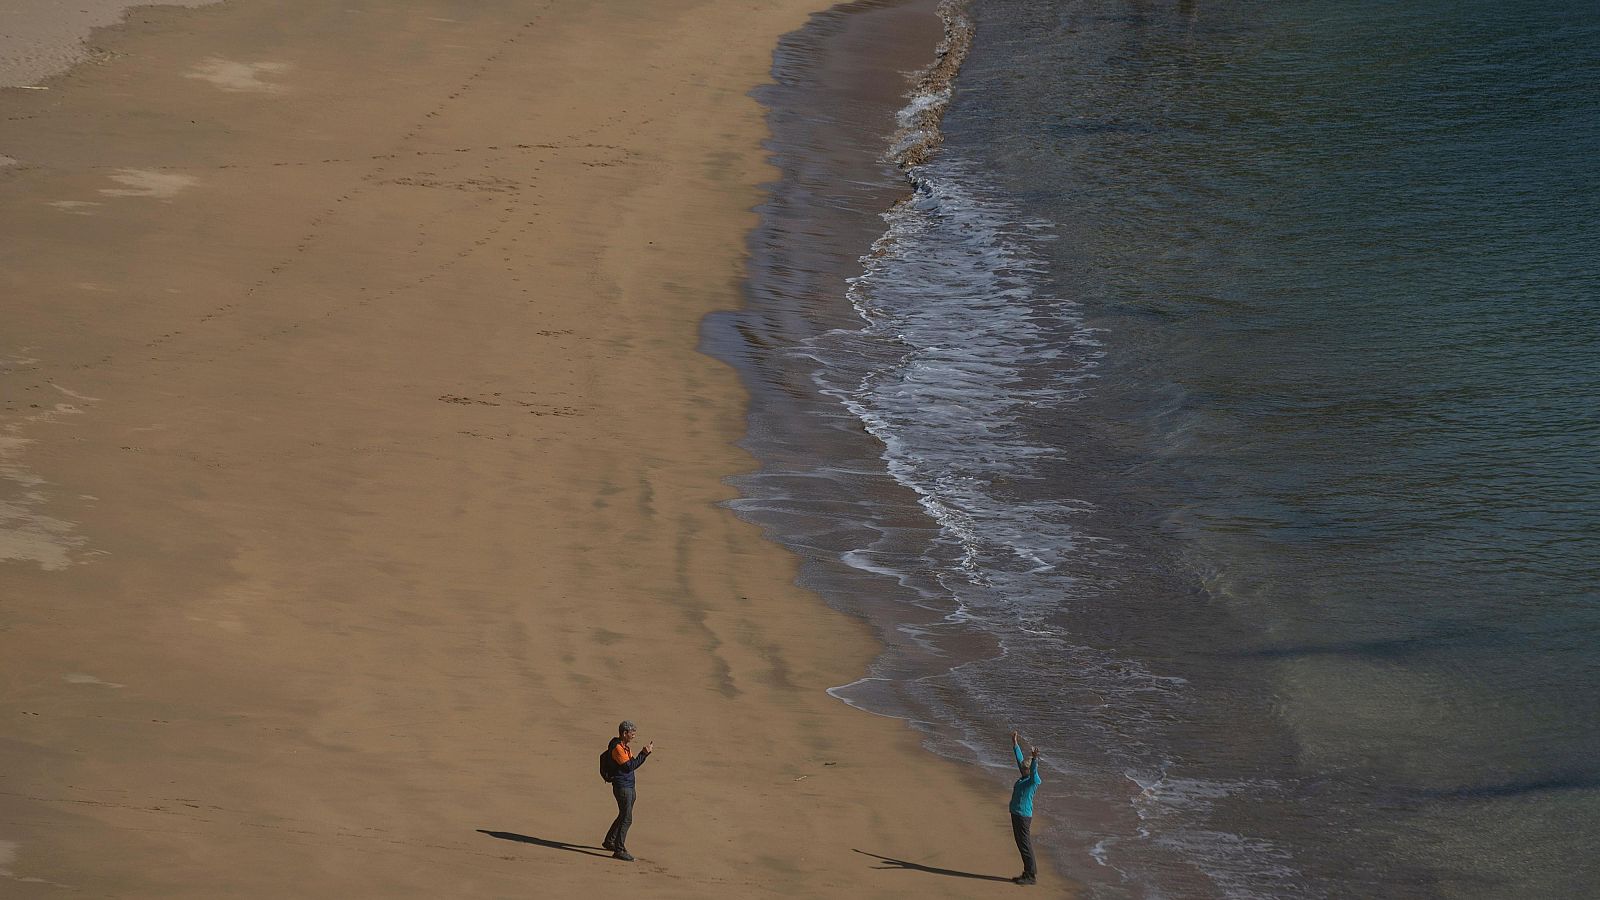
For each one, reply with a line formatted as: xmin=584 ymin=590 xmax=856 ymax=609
xmin=602 ymin=720 xmax=653 ymax=861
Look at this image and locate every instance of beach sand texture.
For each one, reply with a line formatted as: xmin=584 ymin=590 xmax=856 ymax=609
xmin=0 ymin=0 xmax=218 ymax=89
xmin=0 ymin=0 xmax=1076 ymax=896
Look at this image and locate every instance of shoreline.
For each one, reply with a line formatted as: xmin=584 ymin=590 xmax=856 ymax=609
xmin=716 ymin=0 xmax=1107 ymax=889
xmin=714 ymin=0 xmax=1002 ymax=765
xmin=0 ymin=1 xmax=1078 ymax=896
xmin=0 ymin=0 xmax=218 ymax=89
xmin=723 ymin=0 xmax=1139 ymax=883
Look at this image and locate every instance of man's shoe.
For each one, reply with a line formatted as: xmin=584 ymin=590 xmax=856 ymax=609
xmin=601 ymin=840 xmax=615 ymax=851
xmin=613 ymin=850 xmax=635 ymax=862
xmin=1013 ymin=874 xmax=1036 ymax=885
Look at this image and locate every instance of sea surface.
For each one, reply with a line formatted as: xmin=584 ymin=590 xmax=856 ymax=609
xmin=709 ymin=0 xmax=1600 ymax=896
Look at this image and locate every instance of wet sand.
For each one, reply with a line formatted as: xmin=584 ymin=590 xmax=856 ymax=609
xmin=0 ymin=0 xmax=1077 ymax=896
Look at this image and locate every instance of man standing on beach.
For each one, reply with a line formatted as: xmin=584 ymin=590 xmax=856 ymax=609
xmin=1009 ymin=730 xmax=1042 ymax=885
xmin=603 ymin=720 xmax=653 ymax=861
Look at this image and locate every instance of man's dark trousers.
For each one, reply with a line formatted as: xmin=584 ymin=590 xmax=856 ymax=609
xmin=1011 ymin=812 xmax=1036 ymax=877
xmin=606 ymin=784 xmax=635 ymax=851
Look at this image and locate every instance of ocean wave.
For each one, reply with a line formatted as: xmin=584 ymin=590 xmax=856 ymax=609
xmin=724 ymin=1 xmax=1326 ymax=895
xmin=887 ymin=0 xmax=975 ymax=169
xmin=800 ymin=72 xmax=1315 ymax=900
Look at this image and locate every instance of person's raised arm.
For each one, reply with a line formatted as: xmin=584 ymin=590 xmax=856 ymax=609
xmin=1012 ymin=730 xmax=1028 ymax=774
xmin=1028 ymin=747 xmax=1042 ymax=784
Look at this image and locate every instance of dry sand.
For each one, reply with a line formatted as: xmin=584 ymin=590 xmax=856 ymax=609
xmin=0 ymin=0 xmax=1079 ymax=896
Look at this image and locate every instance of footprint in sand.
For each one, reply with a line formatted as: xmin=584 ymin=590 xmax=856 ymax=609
xmin=185 ymin=57 xmax=291 ymax=93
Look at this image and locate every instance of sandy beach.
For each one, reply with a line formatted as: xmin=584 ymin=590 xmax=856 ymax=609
xmin=0 ymin=0 xmax=1076 ymax=896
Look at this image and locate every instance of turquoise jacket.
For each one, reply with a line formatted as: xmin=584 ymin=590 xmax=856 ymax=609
xmin=1009 ymin=743 xmax=1042 ymax=816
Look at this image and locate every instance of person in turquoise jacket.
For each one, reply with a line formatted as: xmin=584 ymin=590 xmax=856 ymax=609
xmin=1009 ymin=730 xmax=1042 ymax=885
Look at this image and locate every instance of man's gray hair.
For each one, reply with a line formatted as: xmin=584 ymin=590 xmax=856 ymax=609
xmin=618 ymin=720 xmax=636 ymax=735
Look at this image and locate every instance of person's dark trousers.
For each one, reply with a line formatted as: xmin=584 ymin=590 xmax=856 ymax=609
xmin=605 ymin=784 xmax=635 ymax=850
xmin=1011 ymin=812 xmax=1036 ymax=877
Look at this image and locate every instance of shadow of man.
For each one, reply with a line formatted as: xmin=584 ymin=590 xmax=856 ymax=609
xmin=477 ymin=829 xmax=614 ymax=859
xmin=854 ymin=848 xmax=1014 ymax=882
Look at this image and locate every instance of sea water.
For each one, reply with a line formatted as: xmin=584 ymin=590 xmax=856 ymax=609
xmin=714 ymin=0 xmax=1600 ymax=896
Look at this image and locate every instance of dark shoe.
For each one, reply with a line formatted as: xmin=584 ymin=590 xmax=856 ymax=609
xmin=613 ymin=850 xmax=635 ymax=862
xmin=601 ymin=840 xmax=616 ymax=851
xmin=1013 ymin=874 xmax=1036 ymax=885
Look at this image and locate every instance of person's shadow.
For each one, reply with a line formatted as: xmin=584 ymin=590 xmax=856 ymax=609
xmin=477 ymin=829 xmax=613 ymax=858
xmin=854 ymin=848 xmax=1014 ymax=882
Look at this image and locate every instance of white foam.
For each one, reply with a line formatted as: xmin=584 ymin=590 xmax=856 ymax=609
xmin=1125 ymin=768 xmax=1308 ymax=899
xmin=812 ymin=164 xmax=1104 ymax=615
